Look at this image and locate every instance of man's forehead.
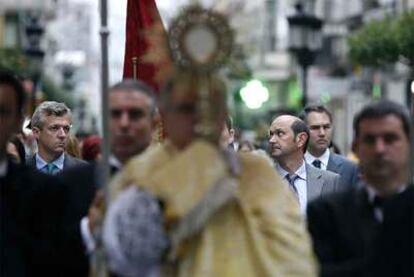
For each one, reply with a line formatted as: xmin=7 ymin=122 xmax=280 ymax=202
xmin=111 ymin=89 xmax=150 ymax=99
xmin=271 ymin=116 xmax=295 ymax=128
xmin=44 ymin=114 xmax=71 ymax=124
xmin=358 ymin=115 xmax=405 ymax=135
xmin=110 ymin=90 xmax=152 ymax=105
xmin=307 ymin=111 xmax=331 ymax=123
xmin=269 ymin=121 xmax=279 ymax=131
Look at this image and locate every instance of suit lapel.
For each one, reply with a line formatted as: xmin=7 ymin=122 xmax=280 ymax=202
xmin=306 ymin=164 xmax=323 ymax=201
xmin=27 ymin=155 xmax=36 ymax=168
xmin=327 ymin=153 xmax=339 ymax=172
xmin=63 ymin=154 xmax=71 ymax=169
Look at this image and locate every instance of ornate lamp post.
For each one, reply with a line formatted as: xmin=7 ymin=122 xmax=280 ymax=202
xmin=287 ymin=3 xmax=323 ymax=108
xmin=24 ymin=16 xmax=45 ymax=113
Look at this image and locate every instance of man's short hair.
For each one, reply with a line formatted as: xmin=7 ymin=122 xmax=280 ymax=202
xmin=353 ymin=100 xmax=411 ymax=139
xmin=299 ymin=104 xmax=333 ymax=123
xmin=31 ymin=101 xmax=72 ymax=129
xmin=291 ymin=119 xmax=310 ymax=153
xmin=110 ymin=79 xmax=156 ymax=115
xmin=0 ymin=71 xmax=26 ymax=116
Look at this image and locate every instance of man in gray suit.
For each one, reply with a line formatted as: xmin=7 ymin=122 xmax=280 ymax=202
xmin=28 ymin=101 xmax=85 ymax=174
xmin=269 ymin=115 xmax=341 ymax=214
xmin=299 ymin=104 xmax=359 ymax=187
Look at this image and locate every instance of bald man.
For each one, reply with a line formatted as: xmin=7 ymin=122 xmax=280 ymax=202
xmin=268 ymin=115 xmax=341 ymax=213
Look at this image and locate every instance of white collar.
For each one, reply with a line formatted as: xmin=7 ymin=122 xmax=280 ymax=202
xmin=276 ymin=160 xmax=307 ymax=181
xmin=35 ymin=153 xmax=65 ymax=171
xmin=305 ymin=149 xmax=330 ymax=168
xmin=0 ymin=159 xmax=7 ymax=177
xmin=365 ymin=183 xmax=408 ymax=203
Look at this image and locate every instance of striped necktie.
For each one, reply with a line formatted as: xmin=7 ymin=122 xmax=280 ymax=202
xmin=285 ymin=174 xmax=299 ymax=197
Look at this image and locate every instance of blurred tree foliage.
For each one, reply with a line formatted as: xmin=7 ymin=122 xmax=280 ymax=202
xmin=0 ymin=47 xmax=73 ymax=107
xmin=348 ymin=11 xmax=414 ymax=67
xmin=0 ymin=48 xmax=31 ymax=76
xmin=42 ymin=76 xmax=75 ymax=108
xmin=395 ymin=11 xmax=414 ymax=65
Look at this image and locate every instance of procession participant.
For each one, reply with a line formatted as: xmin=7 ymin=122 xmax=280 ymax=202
xmin=104 ymin=72 xmax=317 ymax=276
xmin=307 ymin=100 xmax=412 ymax=276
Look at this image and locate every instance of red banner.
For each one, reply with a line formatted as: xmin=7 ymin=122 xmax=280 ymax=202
xmin=123 ymin=0 xmax=170 ymax=93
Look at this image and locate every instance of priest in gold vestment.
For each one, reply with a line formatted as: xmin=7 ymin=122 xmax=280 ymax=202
xmin=103 ymin=72 xmax=318 ymax=277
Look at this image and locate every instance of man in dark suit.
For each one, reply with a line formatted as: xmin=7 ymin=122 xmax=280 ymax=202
xmin=27 ymin=101 xmax=86 ymax=174
xmin=269 ymin=115 xmax=341 ymax=214
xmin=299 ymin=104 xmax=359 ymax=187
xmin=307 ymin=100 xmax=412 ymax=277
xmin=0 ymin=71 xmax=69 ymax=276
xmin=57 ymin=79 xmax=158 ymax=276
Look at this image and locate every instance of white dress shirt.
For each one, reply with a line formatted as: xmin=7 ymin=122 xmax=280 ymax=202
xmin=109 ymin=155 xmax=122 ymax=172
xmin=276 ymin=161 xmax=308 ymax=214
xmin=81 ymin=154 xmax=124 ymax=254
xmin=81 ymin=217 xmax=96 ymax=253
xmin=35 ymin=153 xmax=65 ymax=173
xmin=305 ymin=149 xmax=330 ymax=171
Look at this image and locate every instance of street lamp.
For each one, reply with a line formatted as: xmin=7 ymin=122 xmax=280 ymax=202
xmin=287 ymin=3 xmax=323 ymax=108
xmin=24 ymin=15 xmax=45 ymax=113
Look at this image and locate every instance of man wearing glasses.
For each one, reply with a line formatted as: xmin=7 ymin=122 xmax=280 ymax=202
xmin=29 ymin=101 xmax=85 ymax=174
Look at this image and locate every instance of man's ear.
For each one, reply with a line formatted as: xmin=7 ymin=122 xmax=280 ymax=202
xmin=150 ymin=108 xmax=161 ymax=128
xmin=32 ymin=127 xmax=40 ymax=139
xmin=297 ymin=132 xmax=308 ymax=149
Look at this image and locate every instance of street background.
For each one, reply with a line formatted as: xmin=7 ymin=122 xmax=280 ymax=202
xmin=1 ymin=0 xmax=413 ymax=156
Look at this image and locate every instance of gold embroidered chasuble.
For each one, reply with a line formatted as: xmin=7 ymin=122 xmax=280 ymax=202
xmin=111 ymin=140 xmax=318 ymax=276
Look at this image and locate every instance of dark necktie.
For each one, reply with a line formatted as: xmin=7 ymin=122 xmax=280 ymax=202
xmin=285 ymin=174 xmax=299 ymax=197
xmin=372 ymin=196 xmax=385 ymax=209
xmin=312 ymin=159 xmax=321 ymax=169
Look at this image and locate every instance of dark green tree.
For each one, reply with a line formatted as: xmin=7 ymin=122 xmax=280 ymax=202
xmin=0 ymin=47 xmax=74 ymax=107
xmin=395 ymin=11 xmax=414 ymax=66
xmin=348 ymin=11 xmax=414 ymax=67
xmin=41 ymin=77 xmax=75 ymax=108
xmin=0 ymin=48 xmax=31 ymax=76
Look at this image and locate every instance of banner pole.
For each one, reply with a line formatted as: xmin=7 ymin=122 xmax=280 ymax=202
xmin=132 ymin=56 xmax=138 ymax=80
xmin=94 ymin=0 xmax=110 ymax=276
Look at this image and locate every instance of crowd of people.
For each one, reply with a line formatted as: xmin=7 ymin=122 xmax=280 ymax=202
xmin=0 ymin=70 xmax=412 ymax=277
